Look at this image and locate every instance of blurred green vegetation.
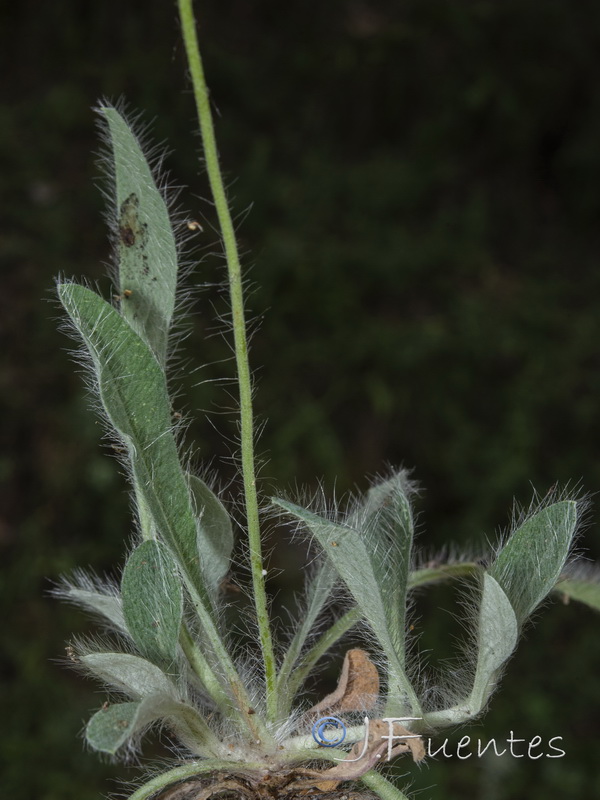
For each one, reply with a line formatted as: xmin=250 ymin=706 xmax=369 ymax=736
xmin=2 ymin=1 xmax=600 ymax=798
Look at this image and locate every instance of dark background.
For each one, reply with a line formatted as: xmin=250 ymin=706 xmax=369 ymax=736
xmin=2 ymin=1 xmax=600 ymax=798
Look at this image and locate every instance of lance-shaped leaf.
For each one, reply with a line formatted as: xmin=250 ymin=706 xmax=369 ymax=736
xmin=347 ymin=472 xmax=414 ymax=659
xmin=98 ymin=104 xmax=178 ymax=365
xmin=86 ymin=695 xmax=219 ymax=757
xmin=122 ymin=540 xmax=183 ymax=668
xmin=58 ymin=283 xmax=210 ymax=611
xmin=272 ymin=498 xmax=420 ymax=716
xmin=188 ymin=474 xmax=234 ymax=596
xmin=489 ymin=500 xmax=578 ymax=624
xmin=59 ymin=284 xmax=249 ymax=709
xmin=81 ymin=652 xmax=177 ymax=698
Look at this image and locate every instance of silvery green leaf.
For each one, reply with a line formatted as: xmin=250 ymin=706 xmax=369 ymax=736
xmin=272 ymin=498 xmax=420 ymax=715
xmin=122 ymin=540 xmax=183 ymax=667
xmin=64 ymin=587 xmax=125 ymax=630
xmin=98 ymin=104 xmax=178 ymax=365
xmin=348 ymin=472 xmax=414 ymax=659
xmin=423 ymin=575 xmax=519 ymax=729
xmin=188 ymin=474 xmax=234 ymax=595
xmin=58 ymin=284 xmax=211 ymax=613
xmin=86 ymin=700 xmax=145 ymax=754
xmin=86 ymin=695 xmax=217 ymax=756
xmin=489 ymin=500 xmax=578 ymax=624
xmin=469 ymin=573 xmax=519 ymax=710
xmin=81 ymin=652 xmax=176 ymax=698
xmin=54 ymin=572 xmax=126 ymax=631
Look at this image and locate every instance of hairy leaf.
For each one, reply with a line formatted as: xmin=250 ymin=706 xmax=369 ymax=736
xmin=348 ymin=472 xmax=414 ymax=658
xmin=470 ymin=573 xmax=519 ymax=710
xmin=99 ymin=104 xmax=178 ymax=365
xmin=58 ymin=283 xmax=211 ymax=610
xmin=57 ymin=583 xmax=126 ymax=631
xmin=86 ymin=701 xmax=146 ymax=754
xmin=188 ymin=474 xmax=234 ymax=596
xmin=86 ymin=694 xmax=218 ymax=756
xmin=423 ymin=575 xmax=519 ymax=729
xmin=489 ymin=501 xmax=578 ymax=623
xmin=272 ymin=498 xmax=420 ymax=715
xmin=81 ymin=652 xmax=176 ymax=698
xmin=122 ymin=540 xmax=183 ymax=668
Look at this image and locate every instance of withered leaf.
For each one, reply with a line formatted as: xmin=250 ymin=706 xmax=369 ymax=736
xmin=307 ymin=649 xmax=380 ymax=716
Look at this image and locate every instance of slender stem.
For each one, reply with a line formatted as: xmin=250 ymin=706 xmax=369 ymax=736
xmin=408 ymin=562 xmax=482 ymax=589
xmin=179 ymin=626 xmax=231 ymax=712
xmin=183 ymin=575 xmax=272 ymax=745
xmin=283 ymin=607 xmax=362 ymax=709
xmin=177 ymin=0 xmax=277 ymax=721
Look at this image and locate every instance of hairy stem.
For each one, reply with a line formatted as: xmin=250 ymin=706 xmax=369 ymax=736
xmin=284 ymin=607 xmax=362 ymax=709
xmin=127 ymin=760 xmax=266 ymax=800
xmin=360 ymin=770 xmax=411 ymax=800
xmin=177 ymin=0 xmax=277 ymax=721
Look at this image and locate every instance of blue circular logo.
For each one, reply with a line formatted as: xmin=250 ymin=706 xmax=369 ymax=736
xmin=312 ymin=716 xmax=347 ymax=747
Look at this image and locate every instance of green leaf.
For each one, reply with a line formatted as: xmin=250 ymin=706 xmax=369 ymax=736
xmin=86 ymin=701 xmax=142 ymax=754
xmin=98 ymin=104 xmax=178 ymax=365
xmin=489 ymin=500 xmax=578 ymax=624
xmin=58 ymin=283 xmax=210 ymax=610
xmin=122 ymin=540 xmax=183 ymax=668
xmin=188 ymin=474 xmax=234 ymax=596
xmin=86 ymin=695 xmax=219 ymax=757
xmin=347 ymin=472 xmax=414 ymax=658
xmin=423 ymin=574 xmax=519 ymax=729
xmin=470 ymin=573 xmax=519 ymax=710
xmin=66 ymin=589 xmax=124 ymax=629
xmin=272 ymin=497 xmax=420 ymax=716
xmin=56 ymin=575 xmax=126 ymax=631
xmin=81 ymin=652 xmax=176 ymax=698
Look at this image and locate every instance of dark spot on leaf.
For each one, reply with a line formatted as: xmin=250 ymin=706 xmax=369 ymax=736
xmin=120 ymin=225 xmax=136 ymax=247
xmin=118 ymin=193 xmax=144 ymax=249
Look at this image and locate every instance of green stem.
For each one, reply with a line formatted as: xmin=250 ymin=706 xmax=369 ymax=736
xmin=177 ymin=0 xmax=278 ymax=721
xmin=408 ymin=562 xmax=482 ymax=589
xmin=183 ymin=575 xmax=272 ymax=746
xmin=283 ymin=606 xmax=362 ymax=710
xmin=127 ymin=760 xmax=265 ymax=800
xmin=360 ymin=770 xmax=411 ymax=800
xmin=179 ymin=625 xmax=230 ymax=712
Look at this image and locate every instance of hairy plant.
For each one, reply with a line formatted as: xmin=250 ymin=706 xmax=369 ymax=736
xmin=55 ymin=3 xmax=600 ymax=799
